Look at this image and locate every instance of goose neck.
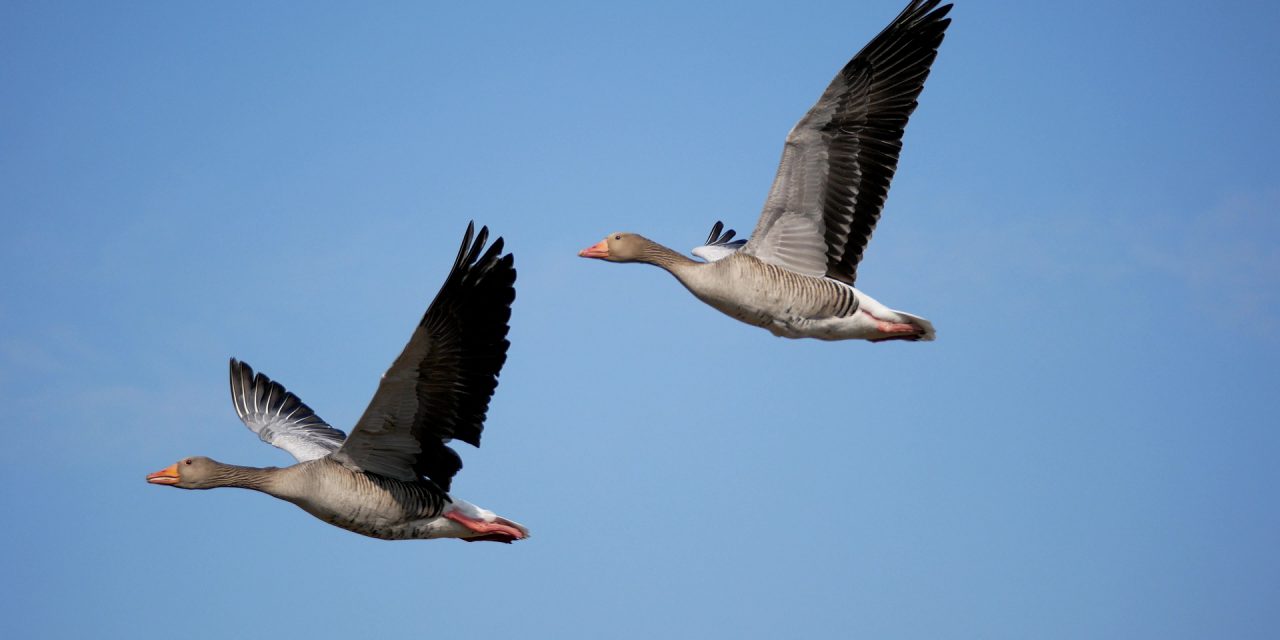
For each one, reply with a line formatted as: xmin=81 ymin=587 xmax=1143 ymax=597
xmin=208 ymin=463 xmax=282 ymax=493
xmin=637 ymin=241 xmax=696 ymax=272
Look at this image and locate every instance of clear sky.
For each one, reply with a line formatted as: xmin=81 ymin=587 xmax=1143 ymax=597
xmin=2 ymin=1 xmax=1278 ymax=638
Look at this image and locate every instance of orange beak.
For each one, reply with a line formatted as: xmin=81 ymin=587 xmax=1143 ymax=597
xmin=578 ymin=239 xmax=609 ymax=259
xmin=146 ymin=463 xmax=181 ymax=485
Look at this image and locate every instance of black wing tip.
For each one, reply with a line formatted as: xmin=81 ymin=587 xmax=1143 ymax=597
xmin=903 ymin=0 xmax=952 ymax=19
xmin=906 ymin=0 xmax=954 ymax=32
xmin=430 ymin=221 xmax=516 ymax=319
xmin=878 ymin=0 xmax=954 ymax=43
xmin=704 ymin=221 xmax=745 ymax=247
xmin=229 ymin=358 xmax=244 ymax=416
xmin=704 ymin=220 xmax=725 ymax=244
xmin=406 ymin=222 xmax=518 ymax=450
xmin=228 ymin=358 xmax=327 ymax=421
xmin=228 ymin=358 xmax=256 ymax=405
xmin=929 ymin=2 xmax=954 ymax=19
xmin=454 ymin=221 xmax=513 ymax=272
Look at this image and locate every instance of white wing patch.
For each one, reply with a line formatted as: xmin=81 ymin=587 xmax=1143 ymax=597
xmin=229 ymin=359 xmax=347 ymax=463
xmin=692 ymin=244 xmax=742 ymax=262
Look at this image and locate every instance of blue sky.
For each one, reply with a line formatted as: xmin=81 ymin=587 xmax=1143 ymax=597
xmin=2 ymin=1 xmax=1278 ymax=637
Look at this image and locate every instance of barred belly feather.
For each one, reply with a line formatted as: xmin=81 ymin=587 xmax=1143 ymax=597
xmin=281 ymin=459 xmax=452 ymax=540
xmin=681 ymin=254 xmax=858 ymax=332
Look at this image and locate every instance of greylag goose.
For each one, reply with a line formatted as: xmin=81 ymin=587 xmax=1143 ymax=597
xmin=580 ymin=0 xmax=950 ymax=342
xmin=146 ymin=223 xmax=528 ymax=543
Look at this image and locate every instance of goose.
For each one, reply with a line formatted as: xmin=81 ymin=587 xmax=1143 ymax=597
xmin=146 ymin=223 xmax=528 ymax=543
xmin=580 ymin=0 xmax=950 ymax=342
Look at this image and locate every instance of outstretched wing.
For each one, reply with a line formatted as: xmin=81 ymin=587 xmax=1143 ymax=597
xmin=691 ymin=220 xmax=747 ymax=262
xmin=228 ymin=358 xmax=347 ymax=463
xmin=743 ymin=0 xmax=952 ymax=285
xmin=330 ymin=223 xmax=516 ymax=492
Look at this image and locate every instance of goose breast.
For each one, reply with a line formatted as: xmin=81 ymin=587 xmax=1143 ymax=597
xmin=683 ymin=254 xmax=859 ymax=328
xmin=278 ymin=459 xmax=451 ymax=539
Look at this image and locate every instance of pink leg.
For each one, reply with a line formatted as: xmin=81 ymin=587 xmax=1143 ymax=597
xmin=864 ymin=313 xmax=923 ymax=342
xmin=876 ymin=320 xmax=919 ymax=334
xmin=444 ymin=511 xmax=527 ymax=543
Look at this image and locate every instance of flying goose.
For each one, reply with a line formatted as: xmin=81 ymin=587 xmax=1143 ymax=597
xmin=580 ymin=0 xmax=949 ymax=342
xmin=146 ymin=223 xmax=528 ymax=543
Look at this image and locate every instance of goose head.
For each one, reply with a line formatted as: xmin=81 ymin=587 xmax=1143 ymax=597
xmin=578 ymin=232 xmax=651 ymax=262
xmin=146 ymin=456 xmax=225 ymax=490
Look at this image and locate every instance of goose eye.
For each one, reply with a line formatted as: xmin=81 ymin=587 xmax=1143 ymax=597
xmin=613 ymin=235 xmax=621 ymax=240
xmin=184 ymin=459 xmax=192 ymax=465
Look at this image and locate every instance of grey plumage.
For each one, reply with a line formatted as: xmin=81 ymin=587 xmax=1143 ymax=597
xmin=681 ymin=252 xmax=860 ymax=325
xmin=149 ymin=223 xmax=528 ymax=542
xmin=229 ymin=358 xmax=347 ymax=463
xmin=581 ymin=0 xmax=948 ymax=342
xmin=744 ymin=0 xmax=952 ymax=286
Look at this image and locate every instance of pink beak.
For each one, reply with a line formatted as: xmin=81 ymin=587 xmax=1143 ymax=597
xmin=578 ymin=239 xmax=609 ymax=259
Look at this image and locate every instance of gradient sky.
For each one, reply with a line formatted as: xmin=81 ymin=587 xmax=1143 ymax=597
xmin=3 ymin=1 xmax=1278 ymax=638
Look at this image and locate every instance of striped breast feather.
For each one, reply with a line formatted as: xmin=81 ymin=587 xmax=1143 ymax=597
xmin=228 ymin=358 xmax=348 ymax=463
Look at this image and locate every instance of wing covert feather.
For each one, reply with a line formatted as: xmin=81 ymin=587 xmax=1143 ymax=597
xmin=228 ymin=359 xmax=347 ymax=463
xmin=743 ymin=0 xmax=952 ymax=285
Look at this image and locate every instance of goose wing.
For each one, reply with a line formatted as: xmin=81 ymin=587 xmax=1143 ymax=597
xmin=742 ymin=0 xmax=952 ymax=285
xmin=228 ymin=358 xmax=348 ymax=463
xmin=330 ymin=223 xmax=516 ymax=492
xmin=691 ymin=220 xmax=747 ymax=262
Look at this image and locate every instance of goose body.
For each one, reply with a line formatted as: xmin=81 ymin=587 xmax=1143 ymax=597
xmin=580 ymin=0 xmax=950 ymax=343
xmin=147 ymin=224 xmax=527 ymax=543
xmin=247 ymin=458 xmax=508 ymax=541
xmin=691 ymin=253 xmax=933 ymax=341
xmin=607 ymin=243 xmax=934 ymax=341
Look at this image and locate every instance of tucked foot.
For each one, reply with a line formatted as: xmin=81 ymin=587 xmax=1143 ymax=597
xmin=876 ymin=320 xmax=918 ymax=334
xmin=444 ymin=511 xmax=528 ymax=543
xmin=867 ymin=320 xmax=925 ymax=342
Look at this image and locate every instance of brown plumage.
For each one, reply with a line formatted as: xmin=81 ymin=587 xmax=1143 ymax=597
xmin=147 ymin=223 xmax=528 ymax=542
xmin=580 ymin=0 xmax=951 ymax=342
